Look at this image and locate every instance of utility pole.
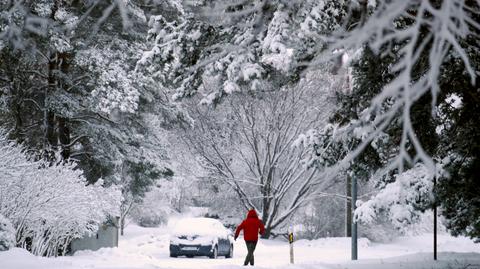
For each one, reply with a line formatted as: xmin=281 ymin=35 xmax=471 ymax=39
xmin=433 ymin=174 xmax=437 ymax=261
xmin=346 ymin=175 xmax=352 ymax=237
xmin=351 ymin=175 xmax=358 ymax=260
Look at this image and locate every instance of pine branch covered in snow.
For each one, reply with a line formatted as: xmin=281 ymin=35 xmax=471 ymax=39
xmin=296 ymin=1 xmax=479 ymax=233
xmin=137 ymin=0 xmax=347 ymax=105
xmin=314 ymin=0 xmax=480 ymax=173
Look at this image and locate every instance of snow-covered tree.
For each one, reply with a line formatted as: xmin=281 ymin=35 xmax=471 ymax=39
xmin=0 ymin=131 xmax=121 ymax=256
xmin=434 ymin=39 xmax=480 ymax=241
xmin=1 ymin=1 xmax=193 ymax=244
xmin=298 ymin=0 xmax=479 ymax=238
xmin=0 ymin=1 xmax=147 ymax=159
xmin=129 ymin=174 xmax=191 ymax=227
xmin=0 ymin=213 xmax=15 ymax=251
xmin=137 ymin=0 xmax=347 ymax=105
xmin=314 ymin=0 xmax=478 ymax=173
xmin=117 ymin=159 xmax=172 ymax=235
xmin=0 ymin=1 xmax=183 ymax=193
xmin=182 ymin=72 xmax=338 ymax=238
xmin=355 ymin=164 xmax=434 ymax=231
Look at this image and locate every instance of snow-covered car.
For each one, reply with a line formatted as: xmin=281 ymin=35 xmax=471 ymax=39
xmin=169 ymin=217 xmax=234 ymax=259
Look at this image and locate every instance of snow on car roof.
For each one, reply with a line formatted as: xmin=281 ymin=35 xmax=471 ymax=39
xmin=172 ymin=217 xmax=227 ymax=237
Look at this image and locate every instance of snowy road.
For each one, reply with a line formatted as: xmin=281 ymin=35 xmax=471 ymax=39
xmin=2 ymin=224 xmax=480 ymax=269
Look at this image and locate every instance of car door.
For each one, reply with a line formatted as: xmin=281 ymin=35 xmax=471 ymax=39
xmin=220 ymin=227 xmax=231 ymax=254
xmin=214 ymin=222 xmax=228 ymax=254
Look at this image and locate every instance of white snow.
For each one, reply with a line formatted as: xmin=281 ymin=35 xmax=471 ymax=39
xmin=1 ymin=222 xmax=479 ymax=269
xmin=171 ymin=218 xmax=228 ymax=237
xmin=445 ymin=94 xmax=463 ymax=109
xmin=169 ymin=217 xmax=231 ymax=246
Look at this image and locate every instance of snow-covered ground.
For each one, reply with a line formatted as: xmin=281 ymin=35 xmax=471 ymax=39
xmin=1 ymin=222 xmax=480 ymax=269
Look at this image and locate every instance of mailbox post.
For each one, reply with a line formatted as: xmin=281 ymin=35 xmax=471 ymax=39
xmin=289 ymin=231 xmax=294 ymax=264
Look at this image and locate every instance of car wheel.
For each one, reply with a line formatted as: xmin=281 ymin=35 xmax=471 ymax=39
xmin=170 ymin=253 xmax=178 ymax=258
xmin=209 ymin=245 xmax=218 ymax=259
xmin=225 ymin=244 xmax=233 ymax=258
xmin=186 ymin=255 xmax=194 ymax=258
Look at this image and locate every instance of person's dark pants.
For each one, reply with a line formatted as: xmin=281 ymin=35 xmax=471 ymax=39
xmin=244 ymin=241 xmax=257 ymax=266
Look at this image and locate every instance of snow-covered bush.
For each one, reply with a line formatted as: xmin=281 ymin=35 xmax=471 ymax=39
xmin=0 ymin=132 xmax=121 ymax=256
xmin=403 ymin=210 xmax=447 ymax=236
xmin=130 ymin=206 xmax=170 ymax=228
xmin=355 ymin=164 xmax=433 ymax=232
xmin=359 ymin=215 xmax=402 ymax=243
xmin=0 ymin=214 xmax=15 ymax=251
xmin=135 ymin=213 xmax=166 ymax=228
xmin=129 ymin=176 xmax=190 ymax=227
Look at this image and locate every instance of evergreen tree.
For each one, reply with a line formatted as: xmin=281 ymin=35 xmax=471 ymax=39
xmin=138 ymin=0 xmax=348 ymax=105
xmin=435 ymin=35 xmax=480 ymax=240
xmin=311 ymin=2 xmax=480 ymax=239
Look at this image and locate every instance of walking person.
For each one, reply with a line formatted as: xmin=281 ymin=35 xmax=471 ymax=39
xmin=234 ymin=209 xmax=265 ymax=266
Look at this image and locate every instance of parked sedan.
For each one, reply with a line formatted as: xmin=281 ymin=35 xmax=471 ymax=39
xmin=169 ymin=217 xmax=234 ymax=259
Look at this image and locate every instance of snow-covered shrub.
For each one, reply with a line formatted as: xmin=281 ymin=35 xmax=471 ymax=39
xmin=0 ymin=214 xmax=15 ymax=251
xmin=359 ymin=214 xmax=402 ymax=243
xmin=359 ymin=210 xmax=447 ymax=242
xmin=355 ymin=164 xmax=433 ymax=232
xmin=129 ymin=177 xmax=188 ymax=227
xmin=135 ymin=214 xmax=165 ymax=228
xmin=402 ymin=210 xmax=447 ymax=236
xmin=0 ymin=132 xmax=121 ymax=256
xmin=130 ymin=206 xmax=170 ymax=228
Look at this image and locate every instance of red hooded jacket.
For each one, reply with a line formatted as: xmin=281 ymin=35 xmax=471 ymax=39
xmin=235 ymin=209 xmax=265 ymax=241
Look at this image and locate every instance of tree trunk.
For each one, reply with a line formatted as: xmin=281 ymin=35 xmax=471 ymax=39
xmin=345 ymin=175 xmax=352 ymax=237
xmin=13 ymin=102 xmax=23 ymax=140
xmin=58 ymin=117 xmax=70 ymax=159
xmin=46 ymin=110 xmax=57 ymax=149
xmin=261 ymin=226 xmax=272 ymax=239
xmin=44 ymin=109 xmax=57 ymax=163
xmin=119 ymin=198 xmax=133 ymax=236
xmin=46 ymin=50 xmax=58 ymax=159
xmin=44 ymin=1 xmax=72 ymax=162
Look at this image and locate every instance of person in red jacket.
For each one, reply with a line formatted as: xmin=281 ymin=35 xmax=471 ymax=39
xmin=234 ymin=209 xmax=265 ymax=266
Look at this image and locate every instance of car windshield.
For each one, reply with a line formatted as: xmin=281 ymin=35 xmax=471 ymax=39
xmin=172 ymin=218 xmax=226 ymax=237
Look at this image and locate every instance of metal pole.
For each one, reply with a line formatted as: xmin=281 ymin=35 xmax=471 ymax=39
xmin=433 ymin=175 xmax=437 ymax=261
xmin=351 ymin=175 xmax=358 ymax=260
xmin=346 ymin=176 xmax=352 ymax=237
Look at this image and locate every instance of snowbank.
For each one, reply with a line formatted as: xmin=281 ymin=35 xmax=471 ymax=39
xmin=320 ymin=252 xmax=480 ymax=269
xmin=295 ymin=237 xmax=371 ymax=249
xmin=1 ymin=223 xmax=479 ymax=269
xmin=0 ymin=248 xmax=71 ymax=269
